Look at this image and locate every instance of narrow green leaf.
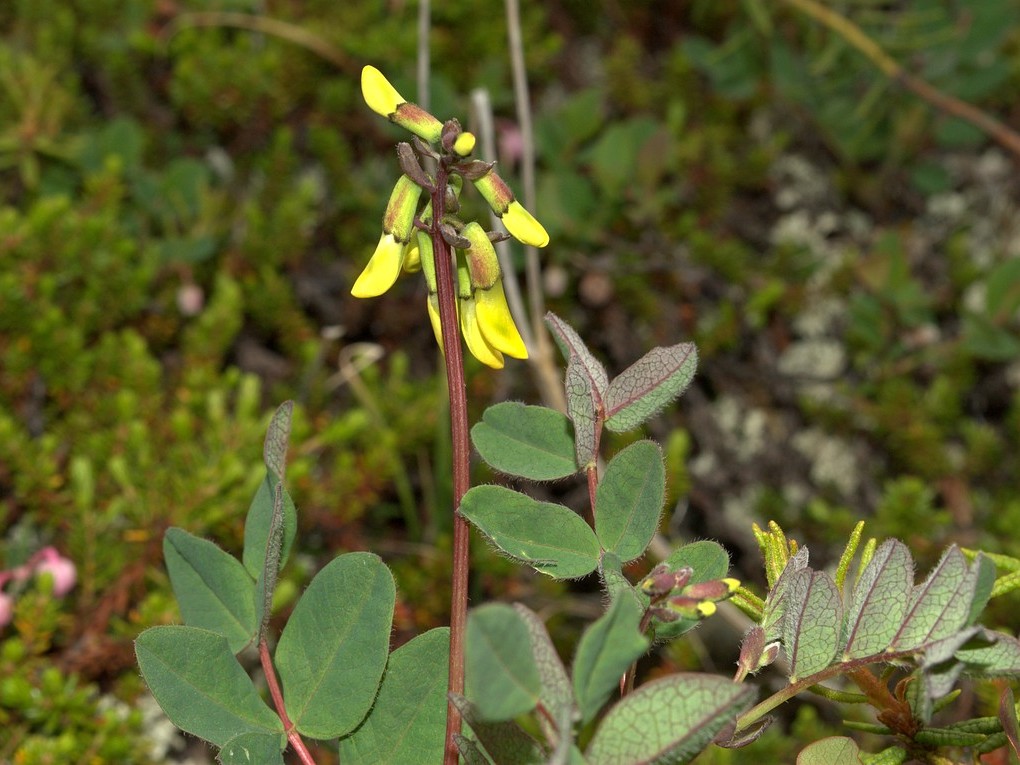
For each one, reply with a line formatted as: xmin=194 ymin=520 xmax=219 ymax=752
xmin=254 ymin=482 xmax=284 ymax=643
xmin=263 ymin=401 xmax=293 ymax=480
xmin=795 ymin=737 xmax=861 ymax=765
xmin=339 ymin=628 xmax=450 ymax=764
xmin=218 ymin=732 xmax=285 ymax=765
xmin=546 ymin=312 xmax=609 ymax=469
xmin=892 ymin=545 xmax=969 ymax=650
xmin=842 ymin=539 xmax=912 ymax=659
xmin=242 ymin=402 xmax=298 ymax=579
xmin=834 ymin=521 xmax=865 ymax=592
xmin=762 ymin=547 xmax=810 ymax=642
xmin=460 ymin=485 xmax=600 ymax=579
xmin=466 ymin=604 xmax=542 ymax=721
xmin=512 ymin=605 xmax=577 ymax=738
xmin=573 ymin=597 xmax=649 ymax=724
xmin=163 ymin=528 xmax=256 ymax=653
xmin=545 ymin=312 xmax=609 ymax=399
xmin=784 ymin=569 xmax=842 ymax=681
xmin=566 ymin=360 xmax=599 ymax=469
xmin=654 ymin=541 xmax=733 ymax=641
xmin=135 ymin=626 xmax=283 ymax=747
xmin=965 ymin=553 xmax=996 ymax=627
xmin=451 ymin=694 xmax=546 ymax=764
xmin=471 ymin=403 xmax=577 ymax=480
xmin=595 ymin=440 xmax=664 ymax=562
xmin=242 ymin=474 xmax=298 ymax=580
xmin=276 ymin=553 xmax=395 ymax=739
xmin=604 ymin=343 xmax=697 ymax=432
xmin=585 ymin=674 xmax=754 ymax=765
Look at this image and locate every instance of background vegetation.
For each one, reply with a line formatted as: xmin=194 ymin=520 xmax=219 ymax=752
xmin=2 ymin=1 xmax=1020 ymax=762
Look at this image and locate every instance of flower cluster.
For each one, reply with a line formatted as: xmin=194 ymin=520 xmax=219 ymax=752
xmin=638 ymin=563 xmax=740 ymax=621
xmin=352 ymin=66 xmax=549 ymax=368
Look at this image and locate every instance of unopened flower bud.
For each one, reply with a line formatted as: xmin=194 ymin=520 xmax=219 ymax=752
xmin=472 ymin=170 xmax=549 ymax=248
xmin=453 ymin=132 xmax=476 ymax=157
xmin=361 ymin=66 xmax=443 ymax=143
xmin=683 ymin=578 xmax=740 ymax=602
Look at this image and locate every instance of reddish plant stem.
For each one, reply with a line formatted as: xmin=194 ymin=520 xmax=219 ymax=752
xmin=431 ymin=162 xmax=472 ymax=765
xmin=259 ymin=639 xmax=317 ymax=765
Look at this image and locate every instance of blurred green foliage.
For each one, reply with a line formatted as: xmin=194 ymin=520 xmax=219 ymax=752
xmin=2 ymin=0 xmax=1020 ymax=760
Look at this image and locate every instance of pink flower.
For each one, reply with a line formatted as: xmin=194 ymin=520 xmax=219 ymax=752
xmin=0 ymin=591 xmax=13 ymax=628
xmin=33 ymin=548 xmax=76 ymax=597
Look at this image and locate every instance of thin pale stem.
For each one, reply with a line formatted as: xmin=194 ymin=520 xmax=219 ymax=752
xmin=259 ymin=639 xmax=317 ymax=765
xmin=431 ymin=163 xmax=472 ymax=765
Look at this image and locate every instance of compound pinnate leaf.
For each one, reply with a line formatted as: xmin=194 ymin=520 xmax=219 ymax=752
xmin=796 ymin=737 xmax=862 ymax=765
xmin=339 ymin=628 xmax=450 ymax=764
xmin=784 ymin=569 xmax=842 ymax=681
xmin=218 ymin=732 xmax=285 ymax=765
xmin=892 ymin=545 xmax=970 ymax=650
xmin=163 ymin=528 xmax=256 ymax=654
xmin=842 ymin=539 xmax=912 ymax=659
xmin=451 ymin=694 xmax=546 ymax=764
xmin=275 ymin=552 xmax=394 ymax=739
xmin=466 ymin=604 xmax=543 ymax=721
xmin=595 ymin=440 xmax=664 ymax=562
xmin=956 ymin=628 xmax=1020 ymax=677
xmin=585 ymin=674 xmax=755 ymax=765
xmin=512 ymin=605 xmax=577 ymax=738
xmin=460 ymin=485 xmax=600 ymax=579
xmin=135 ymin=626 xmax=283 ymax=748
xmin=604 ymin=342 xmax=697 ymax=433
xmin=471 ymin=402 xmax=578 ymax=480
xmin=573 ymin=597 xmax=649 ymax=724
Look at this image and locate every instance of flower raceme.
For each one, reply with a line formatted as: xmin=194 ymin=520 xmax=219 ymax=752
xmin=353 ymin=66 xmax=548 ymax=368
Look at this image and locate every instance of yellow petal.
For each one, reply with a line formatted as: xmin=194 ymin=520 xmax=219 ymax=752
xmin=502 ymin=201 xmax=549 ymax=248
xmin=427 ymin=294 xmax=444 ymax=352
xmin=361 ymin=65 xmax=405 ymax=117
xmin=475 ymin=281 xmax=528 ymax=359
xmin=453 ymin=131 xmax=476 ymax=157
xmin=351 ymin=233 xmax=405 ymax=297
xmin=401 ymin=241 xmax=421 ymax=273
xmin=460 ymin=296 xmax=504 ymax=368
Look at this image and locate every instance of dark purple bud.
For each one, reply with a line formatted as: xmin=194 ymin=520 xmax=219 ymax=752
xmin=397 ymin=142 xmax=434 ymax=192
xmin=440 ymin=223 xmax=471 ymax=249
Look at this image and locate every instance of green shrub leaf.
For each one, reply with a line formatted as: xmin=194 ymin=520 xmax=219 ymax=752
xmin=460 ymin=485 xmax=600 ymax=579
xmin=795 ymin=737 xmax=862 ymax=765
xmin=573 ymin=597 xmax=649 ymax=723
xmin=135 ymin=626 xmax=283 ymax=747
xmin=892 ymin=545 xmax=970 ymax=650
xmin=585 ymin=674 xmax=754 ymax=765
xmin=163 ymin=528 xmax=256 ymax=653
xmin=275 ymin=552 xmax=395 ymax=739
xmin=842 ymin=539 xmax=912 ymax=659
xmin=595 ymin=440 xmax=664 ymax=562
xmin=451 ymin=694 xmax=546 ymax=764
xmin=784 ymin=569 xmax=842 ymax=681
xmin=513 ymin=604 xmax=577 ymax=739
xmin=218 ymin=732 xmax=285 ymax=765
xmin=339 ymin=628 xmax=450 ymax=764
xmin=471 ymin=402 xmax=577 ymax=480
xmin=466 ymin=604 xmax=543 ymax=721
xmin=604 ymin=343 xmax=697 ymax=432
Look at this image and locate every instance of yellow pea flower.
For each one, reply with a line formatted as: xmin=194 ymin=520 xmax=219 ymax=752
xmin=351 ymin=174 xmax=422 ymax=298
xmin=361 ymin=65 xmax=443 ymax=144
xmin=471 ymin=170 xmax=549 ymax=248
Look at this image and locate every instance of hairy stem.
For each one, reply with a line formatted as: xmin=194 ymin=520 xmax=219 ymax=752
xmin=259 ymin=639 xmax=317 ymax=765
xmin=432 ymin=163 xmax=472 ymax=765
